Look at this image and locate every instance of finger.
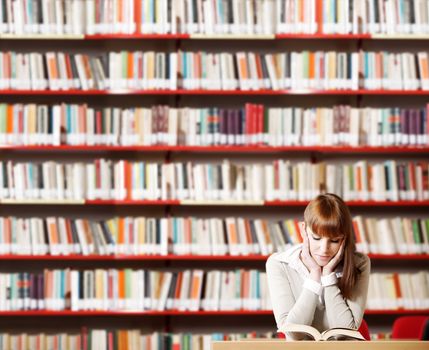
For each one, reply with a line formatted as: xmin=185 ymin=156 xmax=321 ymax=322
xmin=338 ymin=241 xmax=345 ymax=257
xmin=328 ymin=242 xmax=345 ymax=267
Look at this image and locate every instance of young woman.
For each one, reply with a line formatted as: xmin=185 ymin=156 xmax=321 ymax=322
xmin=266 ymin=193 xmax=370 ymax=340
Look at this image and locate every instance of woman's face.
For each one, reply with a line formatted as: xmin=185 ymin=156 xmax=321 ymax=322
xmin=305 ymin=225 xmax=344 ymax=267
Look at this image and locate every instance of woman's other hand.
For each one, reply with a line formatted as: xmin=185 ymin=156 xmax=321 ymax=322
xmin=298 ymin=222 xmax=322 ymax=282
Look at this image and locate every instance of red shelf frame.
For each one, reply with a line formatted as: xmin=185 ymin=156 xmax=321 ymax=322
xmin=367 ymin=254 xmax=429 ymax=260
xmin=3 ymin=33 xmax=421 ymax=40
xmin=0 ymin=311 xmax=272 ymax=317
xmin=364 ymin=310 xmax=429 ymax=315
xmin=0 ymin=310 xmax=426 ymax=316
xmin=1 ymin=145 xmax=429 ymax=154
xmin=0 ymin=254 xmax=426 ymax=261
xmin=2 ymin=200 xmax=429 ymax=206
xmin=2 ymin=89 xmax=429 ymax=95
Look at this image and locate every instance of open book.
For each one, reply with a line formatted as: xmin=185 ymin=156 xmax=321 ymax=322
xmin=280 ymin=324 xmax=365 ymax=341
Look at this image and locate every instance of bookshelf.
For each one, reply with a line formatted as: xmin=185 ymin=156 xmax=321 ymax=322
xmin=1 ymin=200 xmax=429 ymax=206
xmin=2 ymin=90 xmax=429 ymax=95
xmin=1 ymin=0 xmax=429 ymax=346
xmin=0 ymin=254 xmax=427 ymax=262
xmin=5 ymin=33 xmax=429 ymax=40
xmin=1 ymin=145 xmax=429 ymax=153
xmin=0 ymin=310 xmax=427 ymax=317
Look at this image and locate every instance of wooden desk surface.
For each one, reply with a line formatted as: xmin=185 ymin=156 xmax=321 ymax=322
xmin=212 ymin=340 xmax=428 ymax=350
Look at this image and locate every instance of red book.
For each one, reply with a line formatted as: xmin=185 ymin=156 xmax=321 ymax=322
xmin=172 ymin=334 xmax=181 ymax=350
xmin=108 ymin=331 xmax=114 ymax=350
xmin=108 ymin=271 xmax=113 ymax=308
xmin=4 ymin=217 xmax=11 ymax=246
xmin=251 ymin=104 xmax=257 ymax=144
xmin=293 ymin=219 xmax=303 ymax=243
xmin=125 ymin=161 xmax=132 ymax=200
xmin=81 ymin=327 xmax=88 ymax=350
xmin=18 ymin=105 xmax=23 ymax=135
xmin=64 ymin=219 xmax=74 ymax=248
xmin=135 ymin=0 xmax=141 ymax=34
xmin=137 ymin=53 xmax=143 ymax=80
xmin=174 ymin=272 xmax=183 ymax=304
xmin=273 ymin=160 xmax=279 ymax=193
xmin=408 ymin=162 xmax=416 ymax=192
xmin=352 ymin=220 xmax=362 ymax=245
xmin=96 ymin=110 xmax=102 ymax=138
xmin=94 ymin=0 xmax=100 ymax=26
xmin=257 ymin=104 xmax=264 ymax=144
xmin=426 ymin=104 xmax=429 ymax=143
xmin=245 ymin=103 xmax=252 ymax=143
xmin=64 ymin=54 xmax=73 ymax=82
xmin=316 ymin=0 xmax=323 ymax=34
xmin=392 ymin=273 xmax=403 ymax=300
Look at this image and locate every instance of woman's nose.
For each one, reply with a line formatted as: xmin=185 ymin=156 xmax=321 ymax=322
xmin=320 ymin=239 xmax=329 ymax=253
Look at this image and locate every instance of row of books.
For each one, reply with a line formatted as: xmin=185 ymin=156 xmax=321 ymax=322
xmin=0 ymin=268 xmax=271 ymax=312
xmin=368 ymin=272 xmax=429 ymax=310
xmin=142 ymin=0 xmax=429 ymax=35
xmin=3 ymin=0 xmax=429 ymax=36
xmin=1 ymin=159 xmax=428 ymax=202
xmin=353 ymin=216 xmax=429 ymax=255
xmin=0 ymin=0 xmax=136 ymax=35
xmin=0 ymin=331 xmax=278 ymax=350
xmin=321 ymin=0 xmax=429 ymax=35
xmin=0 ymin=268 xmax=428 ymax=312
xmin=0 ymin=216 xmax=427 ymax=256
xmin=2 ymin=50 xmax=429 ymax=91
xmin=1 ymin=103 xmax=429 ymax=147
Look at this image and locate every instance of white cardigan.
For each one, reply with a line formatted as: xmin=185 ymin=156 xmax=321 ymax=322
xmin=266 ymin=244 xmax=370 ymax=335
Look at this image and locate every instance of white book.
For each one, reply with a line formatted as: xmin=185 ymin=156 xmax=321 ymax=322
xmin=377 ymin=219 xmax=397 ymax=254
xmin=169 ymin=53 xmax=177 ymax=90
xmin=12 ymin=0 xmax=24 ymax=35
xmin=203 ymin=0 xmax=214 ymax=34
xmin=71 ymin=270 xmax=79 ymax=311
xmin=178 ymin=270 xmax=191 ymax=310
xmin=74 ymin=54 xmax=88 ymax=90
xmin=157 ymin=272 xmax=173 ymax=311
xmin=265 ymin=54 xmax=279 ymax=90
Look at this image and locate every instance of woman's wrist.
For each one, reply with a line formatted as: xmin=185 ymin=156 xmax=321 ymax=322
xmin=322 ymin=268 xmax=333 ymax=276
xmin=309 ymin=269 xmax=322 ymax=282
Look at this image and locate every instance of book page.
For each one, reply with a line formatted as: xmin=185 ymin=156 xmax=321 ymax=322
xmin=322 ymin=328 xmax=365 ymax=341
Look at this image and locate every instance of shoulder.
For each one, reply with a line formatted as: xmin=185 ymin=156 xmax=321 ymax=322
xmin=353 ymin=251 xmax=371 ymax=273
xmin=266 ymin=252 xmax=284 ymax=269
xmin=266 ymin=245 xmax=302 ymax=270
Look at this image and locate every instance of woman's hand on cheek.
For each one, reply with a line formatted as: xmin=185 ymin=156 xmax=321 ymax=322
xmin=322 ymin=240 xmax=345 ymax=276
xmin=299 ymin=222 xmax=321 ymax=281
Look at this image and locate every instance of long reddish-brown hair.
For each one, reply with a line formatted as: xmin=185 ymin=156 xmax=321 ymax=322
xmin=304 ymin=193 xmax=359 ymax=299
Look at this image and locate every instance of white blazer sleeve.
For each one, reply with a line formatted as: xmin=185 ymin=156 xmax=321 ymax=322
xmin=266 ymin=254 xmax=319 ymax=333
xmin=324 ymin=254 xmax=371 ymax=329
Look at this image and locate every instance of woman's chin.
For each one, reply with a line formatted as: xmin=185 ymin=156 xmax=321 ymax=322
xmin=315 ymin=256 xmax=332 ymax=266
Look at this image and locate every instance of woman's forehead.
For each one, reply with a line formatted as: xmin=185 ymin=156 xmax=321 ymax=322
xmin=306 ymin=224 xmax=344 ymax=238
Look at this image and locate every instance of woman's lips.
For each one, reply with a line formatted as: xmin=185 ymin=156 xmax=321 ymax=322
xmin=316 ymin=255 xmax=331 ymax=260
